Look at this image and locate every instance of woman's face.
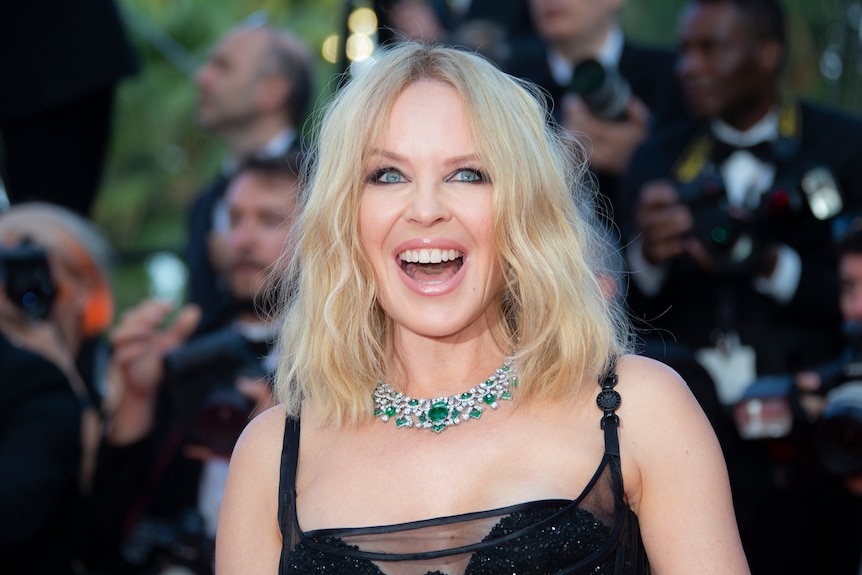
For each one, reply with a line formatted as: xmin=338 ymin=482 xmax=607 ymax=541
xmin=358 ymin=79 xmax=504 ymax=342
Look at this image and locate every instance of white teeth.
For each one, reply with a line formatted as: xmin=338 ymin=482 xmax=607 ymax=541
xmin=398 ymin=248 xmax=462 ymax=264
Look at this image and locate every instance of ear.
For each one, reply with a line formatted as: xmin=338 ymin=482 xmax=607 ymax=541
xmin=757 ymin=39 xmax=783 ymax=77
xmin=257 ymin=74 xmax=291 ymax=117
xmin=81 ymin=278 xmax=114 ymax=338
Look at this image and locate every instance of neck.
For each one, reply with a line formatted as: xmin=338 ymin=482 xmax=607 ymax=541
xmin=719 ymin=94 xmax=778 ymax=132
xmin=386 ymin=330 xmax=509 ymax=399
xmin=225 ymin=116 xmax=292 ymax=160
xmin=553 ymin=22 xmax=614 ymax=64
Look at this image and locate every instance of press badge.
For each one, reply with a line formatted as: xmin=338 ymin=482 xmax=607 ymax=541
xmin=696 ymin=332 xmax=757 ymax=405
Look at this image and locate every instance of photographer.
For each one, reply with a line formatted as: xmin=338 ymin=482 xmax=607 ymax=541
xmin=0 ymin=202 xmax=114 ymax=574
xmin=89 ymin=154 xmax=302 ymax=575
xmin=622 ymin=1 xmax=862 ymax=573
xmin=506 ymin=0 xmax=688 ymax=233
xmin=791 ymin=221 xmax=862 ymax=496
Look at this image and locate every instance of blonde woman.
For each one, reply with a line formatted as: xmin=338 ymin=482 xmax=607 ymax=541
xmin=216 ymin=42 xmax=749 ymax=574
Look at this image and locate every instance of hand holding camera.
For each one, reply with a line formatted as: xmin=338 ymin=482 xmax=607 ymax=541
xmin=562 ymin=59 xmax=648 ymax=176
xmin=106 ymin=299 xmax=201 ymax=444
xmin=634 ymin=180 xmax=695 ymax=267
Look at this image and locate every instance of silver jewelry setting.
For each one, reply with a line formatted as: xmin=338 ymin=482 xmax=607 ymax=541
xmin=373 ymin=356 xmax=517 ymax=433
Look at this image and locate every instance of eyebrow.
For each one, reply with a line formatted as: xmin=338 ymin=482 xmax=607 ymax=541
xmin=366 ymin=148 xmax=482 ymax=166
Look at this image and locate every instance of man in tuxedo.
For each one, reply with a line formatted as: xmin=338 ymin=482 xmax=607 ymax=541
xmin=506 ymin=0 xmax=687 ymax=235
xmin=622 ymin=0 xmax=862 ymax=572
xmin=186 ymin=20 xmax=313 ymax=329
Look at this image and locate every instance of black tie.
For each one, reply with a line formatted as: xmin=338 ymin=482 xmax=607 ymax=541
xmin=710 ymin=138 xmax=774 ymax=164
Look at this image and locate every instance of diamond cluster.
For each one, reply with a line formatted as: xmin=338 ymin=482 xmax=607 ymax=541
xmin=373 ymin=357 xmax=517 ymax=433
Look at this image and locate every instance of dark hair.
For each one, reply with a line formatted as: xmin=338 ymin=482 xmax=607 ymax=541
xmin=694 ymin=0 xmax=786 ymax=46
xmin=260 ymin=28 xmax=314 ymax=125
xmin=838 ymin=218 xmax=862 ymax=257
xmin=238 ymin=149 xmax=305 ymax=181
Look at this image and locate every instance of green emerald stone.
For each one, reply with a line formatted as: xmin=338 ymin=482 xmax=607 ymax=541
xmin=428 ymin=402 xmax=449 ymax=422
xmin=408 ymin=399 xmax=419 ymax=406
xmin=512 ymin=377 xmax=519 ymax=387
xmin=470 ymin=408 xmax=483 ymax=419
xmin=460 ymin=392 xmax=472 ymax=399
xmin=419 ymin=413 xmax=426 ymax=423
xmin=396 ymin=417 xmax=411 ymax=427
xmin=502 ymin=391 xmax=512 ymax=400
xmin=431 ymin=424 xmax=447 ymax=433
xmin=385 ymin=406 xmax=397 ymax=417
xmin=374 ymin=407 xmax=383 ymax=416
xmin=502 ymin=365 xmax=509 ymax=371
xmin=483 ymin=394 xmax=495 ymax=405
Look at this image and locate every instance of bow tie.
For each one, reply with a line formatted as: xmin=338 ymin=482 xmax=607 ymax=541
xmin=710 ymin=138 xmax=774 ymax=164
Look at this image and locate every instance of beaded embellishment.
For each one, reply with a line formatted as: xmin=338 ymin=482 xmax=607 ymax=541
xmin=372 ymin=356 xmax=517 ymax=433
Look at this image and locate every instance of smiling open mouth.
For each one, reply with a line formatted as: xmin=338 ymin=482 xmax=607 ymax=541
xmin=398 ymin=248 xmax=464 ymax=285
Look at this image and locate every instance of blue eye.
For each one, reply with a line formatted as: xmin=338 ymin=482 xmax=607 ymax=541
xmin=370 ymin=168 xmax=405 ymax=184
xmin=451 ymin=169 xmax=485 ymax=183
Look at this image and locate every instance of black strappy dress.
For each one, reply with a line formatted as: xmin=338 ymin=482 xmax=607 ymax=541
xmin=277 ymin=367 xmax=650 ymax=574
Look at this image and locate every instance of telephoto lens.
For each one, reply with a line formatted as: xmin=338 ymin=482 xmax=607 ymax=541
xmin=814 ymin=382 xmax=862 ymax=477
xmin=567 ymin=59 xmax=631 ymax=121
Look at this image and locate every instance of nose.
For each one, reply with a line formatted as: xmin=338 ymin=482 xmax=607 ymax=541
xmin=403 ymin=180 xmax=451 ymax=227
xmin=194 ymin=64 xmax=211 ymax=90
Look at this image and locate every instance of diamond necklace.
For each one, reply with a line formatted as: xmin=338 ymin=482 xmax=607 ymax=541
xmin=373 ymin=355 xmax=517 ymax=433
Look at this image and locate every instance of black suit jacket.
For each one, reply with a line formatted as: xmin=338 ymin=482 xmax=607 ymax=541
xmin=0 ymin=334 xmax=84 ymax=574
xmin=622 ymin=101 xmax=862 ymax=375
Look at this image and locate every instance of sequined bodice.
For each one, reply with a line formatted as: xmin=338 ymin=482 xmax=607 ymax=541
xmin=277 ymin=369 xmax=649 ymax=574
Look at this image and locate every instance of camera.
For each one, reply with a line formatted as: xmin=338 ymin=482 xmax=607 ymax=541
xmin=121 ymin=509 xmax=215 ymax=575
xmin=0 ymin=241 xmax=57 ymax=320
xmin=675 ymin=165 xmax=843 ymax=277
xmin=163 ymin=326 xmax=271 ymax=456
xmin=675 ymin=169 xmax=763 ymax=276
xmin=734 ymin=323 xmax=862 ymax=478
xmin=567 ymin=58 xmax=631 ymax=121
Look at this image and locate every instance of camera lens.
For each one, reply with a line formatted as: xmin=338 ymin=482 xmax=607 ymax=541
xmin=814 ymin=382 xmax=862 ymax=477
xmin=567 ymin=59 xmax=631 ymax=121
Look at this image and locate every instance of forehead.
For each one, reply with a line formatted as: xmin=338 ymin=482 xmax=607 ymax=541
xmin=679 ymin=1 xmax=748 ymax=41
xmin=213 ymin=28 xmax=269 ymax=65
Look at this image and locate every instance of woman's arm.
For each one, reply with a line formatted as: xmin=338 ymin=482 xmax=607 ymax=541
xmin=616 ymin=355 xmax=750 ymax=574
xmin=216 ymin=405 xmax=286 ymax=574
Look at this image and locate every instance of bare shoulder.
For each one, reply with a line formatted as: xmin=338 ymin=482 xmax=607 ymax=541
xmin=613 ymin=354 xmax=700 ymax=418
xmin=232 ymin=404 xmax=288 ymax=466
xmin=216 ymin=405 xmax=287 ymax=573
xmin=612 ymin=354 xmax=721 ymax=499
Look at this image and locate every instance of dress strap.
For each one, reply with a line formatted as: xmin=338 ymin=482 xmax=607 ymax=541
xmin=596 ymin=359 xmax=621 ymax=457
xmin=278 ymin=417 xmax=300 ymax=544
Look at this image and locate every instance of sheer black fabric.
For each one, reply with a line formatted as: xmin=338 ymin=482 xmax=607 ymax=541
xmin=278 ymin=370 xmax=649 ymax=574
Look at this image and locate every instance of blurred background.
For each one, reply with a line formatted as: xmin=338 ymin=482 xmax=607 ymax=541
xmin=8 ymin=0 xmax=862 ymax=317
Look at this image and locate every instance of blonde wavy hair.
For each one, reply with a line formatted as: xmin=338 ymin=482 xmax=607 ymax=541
xmin=275 ymin=42 xmax=630 ymax=424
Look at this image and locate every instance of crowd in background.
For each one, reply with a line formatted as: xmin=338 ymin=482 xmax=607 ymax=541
xmin=1 ymin=0 xmax=861 ymax=574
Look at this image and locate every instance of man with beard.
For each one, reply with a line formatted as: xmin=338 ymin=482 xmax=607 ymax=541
xmin=621 ymin=0 xmax=862 ymax=572
xmin=186 ymin=19 xmax=313 ymax=331
xmin=87 ymin=154 xmax=301 ymax=575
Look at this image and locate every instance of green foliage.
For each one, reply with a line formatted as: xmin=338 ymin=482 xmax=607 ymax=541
xmin=98 ymin=0 xmax=343 ymax=310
